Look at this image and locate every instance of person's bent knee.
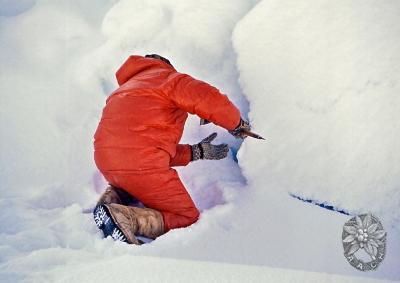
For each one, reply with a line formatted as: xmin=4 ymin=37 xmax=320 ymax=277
xmin=162 ymin=207 xmax=200 ymax=232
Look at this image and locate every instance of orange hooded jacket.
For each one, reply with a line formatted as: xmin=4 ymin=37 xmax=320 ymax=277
xmin=94 ymin=55 xmax=240 ymax=173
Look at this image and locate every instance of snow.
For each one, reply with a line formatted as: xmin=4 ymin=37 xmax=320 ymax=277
xmin=11 ymin=255 xmax=392 ymax=283
xmin=0 ymin=0 xmax=399 ymax=282
xmin=233 ymin=0 xmax=400 ymax=230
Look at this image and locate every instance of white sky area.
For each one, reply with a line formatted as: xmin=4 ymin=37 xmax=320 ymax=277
xmin=0 ymin=0 xmax=399 ymax=282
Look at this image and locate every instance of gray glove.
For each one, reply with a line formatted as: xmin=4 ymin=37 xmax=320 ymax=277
xmin=229 ymin=118 xmax=251 ymax=139
xmin=191 ymin=133 xmax=229 ymax=161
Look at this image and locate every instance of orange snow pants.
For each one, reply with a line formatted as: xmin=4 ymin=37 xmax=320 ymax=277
xmin=102 ymin=168 xmax=200 ymax=232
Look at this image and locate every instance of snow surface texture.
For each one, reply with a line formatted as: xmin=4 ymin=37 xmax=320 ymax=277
xmin=234 ymin=0 xmax=400 ymax=234
xmin=0 ymin=0 xmax=399 ymax=282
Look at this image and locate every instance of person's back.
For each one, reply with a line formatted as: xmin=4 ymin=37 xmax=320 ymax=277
xmin=94 ymin=55 xmax=188 ymax=172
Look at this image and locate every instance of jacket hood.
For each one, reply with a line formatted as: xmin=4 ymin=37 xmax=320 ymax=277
xmin=115 ymin=55 xmax=175 ymax=86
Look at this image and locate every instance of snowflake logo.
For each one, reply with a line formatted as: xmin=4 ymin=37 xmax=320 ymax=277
xmin=342 ymin=214 xmax=386 ymax=271
xmin=94 ymin=205 xmax=107 ymax=228
xmin=111 ymin=228 xmax=127 ymax=242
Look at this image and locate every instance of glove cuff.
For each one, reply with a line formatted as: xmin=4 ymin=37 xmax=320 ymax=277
xmin=191 ymin=144 xmax=203 ymax=161
xmin=229 ymin=118 xmax=249 ymax=137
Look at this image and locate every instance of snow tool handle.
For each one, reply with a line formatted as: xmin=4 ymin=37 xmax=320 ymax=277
xmin=200 ymin=119 xmax=266 ymax=140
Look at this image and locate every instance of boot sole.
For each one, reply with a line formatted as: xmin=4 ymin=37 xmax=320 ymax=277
xmin=93 ymin=205 xmax=130 ymax=243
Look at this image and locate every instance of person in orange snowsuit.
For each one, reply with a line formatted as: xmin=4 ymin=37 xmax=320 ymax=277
xmin=93 ymin=54 xmax=250 ymax=244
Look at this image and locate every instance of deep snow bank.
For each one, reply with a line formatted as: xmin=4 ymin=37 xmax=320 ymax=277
xmin=233 ymin=0 xmax=400 ymax=229
xmin=231 ymin=0 xmax=400 ymax=279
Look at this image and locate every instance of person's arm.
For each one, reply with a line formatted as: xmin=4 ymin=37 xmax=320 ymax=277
xmin=170 ymin=144 xmax=192 ymax=167
xmin=168 ymin=74 xmax=241 ymax=131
